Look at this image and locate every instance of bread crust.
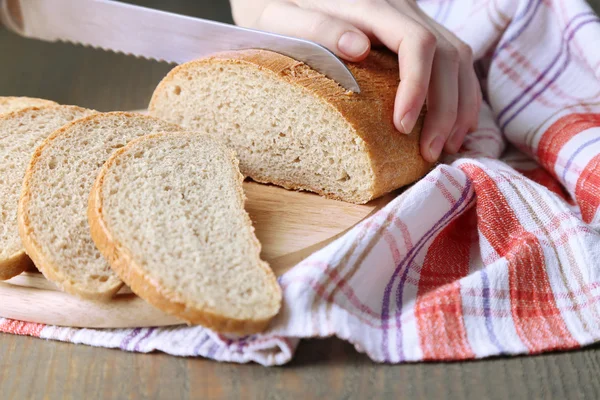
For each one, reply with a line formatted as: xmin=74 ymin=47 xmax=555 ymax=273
xmin=0 ymin=105 xmax=93 ymax=282
xmin=0 ymin=106 xmax=40 ymax=281
xmin=0 ymin=97 xmax=58 ymax=114
xmin=0 ymin=251 xmax=34 ymax=280
xmin=16 ymin=113 xmax=174 ymax=300
xmin=88 ymin=132 xmax=282 ymax=334
xmin=149 ymin=49 xmax=432 ymax=204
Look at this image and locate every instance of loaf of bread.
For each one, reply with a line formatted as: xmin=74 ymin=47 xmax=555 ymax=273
xmin=0 ymin=105 xmax=96 ymax=280
xmin=0 ymin=97 xmax=58 ymax=115
xmin=149 ymin=49 xmax=431 ymax=204
xmin=88 ymin=132 xmax=282 ymax=333
xmin=18 ymin=112 xmax=181 ymax=300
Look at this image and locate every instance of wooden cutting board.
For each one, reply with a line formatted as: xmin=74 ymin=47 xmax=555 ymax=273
xmin=1 ymin=181 xmax=393 ymax=328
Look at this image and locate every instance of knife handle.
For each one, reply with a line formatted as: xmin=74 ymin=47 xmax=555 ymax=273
xmin=0 ymin=0 xmax=25 ymax=34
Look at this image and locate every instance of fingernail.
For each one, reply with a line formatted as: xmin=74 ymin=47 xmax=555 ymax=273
xmin=429 ymin=135 xmax=446 ymax=161
xmin=338 ymin=31 xmax=369 ymax=58
xmin=398 ymin=107 xmax=419 ymax=135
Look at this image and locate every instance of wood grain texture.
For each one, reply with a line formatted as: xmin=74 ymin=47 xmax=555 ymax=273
xmin=2 ymin=1 xmax=600 ymax=398
xmin=0 ymin=279 xmax=182 ymax=328
xmin=0 ymin=334 xmax=599 ymax=400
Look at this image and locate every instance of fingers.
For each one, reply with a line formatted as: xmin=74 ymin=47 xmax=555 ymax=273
xmin=420 ymin=42 xmax=460 ymax=162
xmin=393 ymin=27 xmax=436 ymax=135
xmin=243 ymin=0 xmax=484 ymax=162
xmin=330 ymin=3 xmax=437 ymax=135
xmin=257 ymin=1 xmax=371 ymax=61
xmin=445 ymin=49 xmax=480 ymax=154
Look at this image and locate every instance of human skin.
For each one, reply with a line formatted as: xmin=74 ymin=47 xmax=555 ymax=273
xmin=230 ymin=0 xmax=483 ymax=162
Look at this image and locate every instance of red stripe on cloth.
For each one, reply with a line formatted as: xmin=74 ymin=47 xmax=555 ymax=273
xmin=537 ymin=113 xmax=600 ymax=175
xmin=0 ymin=319 xmax=45 ymax=337
xmin=461 ymin=164 xmax=578 ymax=353
xmin=414 ymin=208 xmax=476 ymax=360
xmin=516 ymin=167 xmax=572 ymax=202
xmin=575 ymin=154 xmax=600 ymax=223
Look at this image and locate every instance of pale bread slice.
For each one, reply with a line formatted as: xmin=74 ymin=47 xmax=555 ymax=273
xmin=89 ymin=132 xmax=282 ymax=334
xmin=149 ymin=49 xmax=431 ymax=204
xmin=0 ymin=97 xmax=58 ymax=115
xmin=18 ymin=112 xmax=181 ymax=300
xmin=0 ymin=105 xmax=96 ymax=280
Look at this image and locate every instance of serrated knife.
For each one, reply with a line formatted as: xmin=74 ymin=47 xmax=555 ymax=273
xmin=0 ymin=0 xmax=360 ymax=92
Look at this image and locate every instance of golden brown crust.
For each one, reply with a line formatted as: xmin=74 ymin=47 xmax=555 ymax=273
xmin=149 ymin=49 xmax=433 ymax=203
xmin=88 ymin=133 xmax=281 ymax=334
xmin=0 ymin=97 xmax=58 ymax=114
xmin=16 ymin=112 xmax=179 ymax=301
xmin=0 ymin=105 xmax=91 ymax=282
xmin=19 ymin=135 xmax=123 ymax=300
xmin=0 ymin=251 xmax=34 ymax=280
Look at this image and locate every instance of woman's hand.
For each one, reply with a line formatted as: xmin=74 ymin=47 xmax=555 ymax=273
xmin=230 ymin=0 xmax=482 ymax=162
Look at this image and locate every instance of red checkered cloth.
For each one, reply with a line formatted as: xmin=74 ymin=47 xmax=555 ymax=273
xmin=2 ymin=0 xmax=600 ymax=365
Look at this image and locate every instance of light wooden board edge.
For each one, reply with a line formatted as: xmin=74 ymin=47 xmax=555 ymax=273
xmin=0 ymin=281 xmax=183 ymax=328
xmin=1 ymin=190 xmax=395 ymax=329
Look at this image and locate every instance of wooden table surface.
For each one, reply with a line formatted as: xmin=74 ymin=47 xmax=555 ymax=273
xmin=2 ymin=1 xmax=600 ymax=399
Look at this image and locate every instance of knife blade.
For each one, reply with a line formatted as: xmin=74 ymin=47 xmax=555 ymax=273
xmin=1 ymin=0 xmax=360 ymax=92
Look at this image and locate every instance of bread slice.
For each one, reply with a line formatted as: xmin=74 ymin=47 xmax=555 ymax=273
xmin=88 ymin=132 xmax=282 ymax=334
xmin=18 ymin=112 xmax=182 ymax=300
xmin=0 ymin=105 xmax=96 ymax=280
xmin=0 ymin=97 xmax=58 ymax=115
xmin=149 ymin=49 xmax=431 ymax=204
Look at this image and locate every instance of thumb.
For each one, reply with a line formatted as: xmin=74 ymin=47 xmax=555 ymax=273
xmin=257 ymin=1 xmax=371 ymax=61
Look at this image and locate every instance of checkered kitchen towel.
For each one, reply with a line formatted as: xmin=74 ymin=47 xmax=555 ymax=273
xmin=2 ymin=0 xmax=600 ymax=366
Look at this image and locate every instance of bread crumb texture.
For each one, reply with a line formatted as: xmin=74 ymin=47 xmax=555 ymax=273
xmin=150 ymin=49 xmax=432 ymax=204
xmin=91 ymin=132 xmax=281 ymax=333
xmin=19 ymin=112 xmax=180 ymax=299
xmin=0 ymin=105 xmax=95 ymax=280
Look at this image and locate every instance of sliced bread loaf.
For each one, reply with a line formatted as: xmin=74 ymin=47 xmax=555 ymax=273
xmin=0 ymin=97 xmax=58 ymax=115
xmin=18 ymin=112 xmax=181 ymax=300
xmin=149 ymin=49 xmax=432 ymax=204
xmin=88 ymin=132 xmax=282 ymax=334
xmin=0 ymin=105 xmax=95 ymax=280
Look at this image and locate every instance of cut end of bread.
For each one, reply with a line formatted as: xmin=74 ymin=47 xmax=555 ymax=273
xmin=18 ymin=112 xmax=182 ymax=299
xmin=89 ymin=132 xmax=282 ymax=334
xmin=0 ymin=105 xmax=96 ymax=281
xmin=149 ymin=49 xmax=431 ymax=204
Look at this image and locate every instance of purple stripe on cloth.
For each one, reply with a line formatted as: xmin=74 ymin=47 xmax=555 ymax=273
xmin=501 ymin=17 xmax=600 ymax=129
xmin=514 ymin=0 xmax=538 ymax=23
xmin=380 ymin=177 xmax=474 ymax=362
xmin=193 ymin=333 xmax=211 ymax=355
xmin=497 ymin=12 xmax=595 ymax=121
xmin=133 ymin=328 xmax=156 ymax=352
xmin=561 ymin=136 xmax=600 ymax=181
xmin=207 ymin=343 xmax=219 ymax=358
xmin=481 ymin=270 xmax=506 ymax=353
xmin=120 ymin=327 xmax=141 ymax=350
xmin=393 ymin=188 xmax=474 ymax=361
xmin=235 ymin=335 xmax=252 ymax=350
xmin=492 ymin=0 xmax=544 ymax=61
